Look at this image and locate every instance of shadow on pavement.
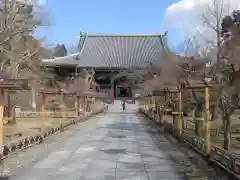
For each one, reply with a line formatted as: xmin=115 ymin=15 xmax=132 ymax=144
xmin=0 ymin=176 xmax=9 ymax=180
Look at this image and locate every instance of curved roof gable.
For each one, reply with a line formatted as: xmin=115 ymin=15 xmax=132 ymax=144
xmin=42 ymin=53 xmax=79 ymax=66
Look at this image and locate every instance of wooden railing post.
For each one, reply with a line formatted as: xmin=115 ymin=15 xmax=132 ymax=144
xmin=204 ymin=86 xmax=211 ymax=154
xmin=178 ymin=90 xmax=183 ymax=136
xmin=0 ymin=105 xmax=3 ymax=156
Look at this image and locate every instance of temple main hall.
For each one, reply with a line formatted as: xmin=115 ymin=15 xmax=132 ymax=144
xmin=41 ymin=33 xmax=168 ymax=99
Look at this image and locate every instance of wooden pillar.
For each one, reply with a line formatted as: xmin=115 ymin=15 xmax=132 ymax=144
xmin=159 ymin=105 xmax=163 ymax=124
xmin=60 ymin=93 xmax=65 ymax=132
xmin=111 ymin=79 xmax=114 ymax=104
xmin=111 ymin=88 xmax=114 ymax=104
xmin=76 ymin=95 xmax=80 ymax=116
xmin=63 ymin=94 xmax=67 ymax=119
xmin=41 ymin=94 xmax=46 ymax=121
xmin=148 ymin=99 xmax=150 ymax=112
xmin=31 ymin=86 xmax=37 ymax=111
xmin=146 ymin=99 xmax=149 ymax=111
xmin=178 ymin=91 xmax=183 ymax=136
xmin=6 ymin=90 xmax=10 ymax=118
xmin=156 ymin=99 xmax=159 ymax=122
xmin=173 ymin=99 xmax=178 ymax=126
xmin=0 ymin=89 xmax=4 ymax=155
xmin=204 ymin=86 xmax=211 ymax=154
xmin=151 ymin=95 xmax=155 ymax=119
xmin=157 ymin=101 xmax=162 ymax=124
xmin=12 ymin=104 xmax=16 ymax=123
xmin=149 ymin=99 xmax=151 ymax=111
xmin=84 ymin=96 xmax=87 ymax=115
xmin=88 ymin=97 xmax=91 ymax=112
xmin=115 ymin=85 xmax=118 ymax=98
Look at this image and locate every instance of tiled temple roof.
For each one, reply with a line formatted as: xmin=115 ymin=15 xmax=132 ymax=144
xmin=42 ymin=33 xmax=168 ymax=68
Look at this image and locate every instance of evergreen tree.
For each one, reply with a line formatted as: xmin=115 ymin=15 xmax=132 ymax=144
xmin=221 ymin=10 xmax=240 ymax=37
xmin=53 ymin=44 xmax=67 ymax=57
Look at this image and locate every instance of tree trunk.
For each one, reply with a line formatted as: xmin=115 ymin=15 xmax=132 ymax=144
xmin=194 ymin=111 xmax=204 ymax=137
xmin=194 ymin=103 xmax=204 ymax=137
xmin=159 ymin=113 xmax=163 ymax=124
xmin=8 ymin=93 xmax=16 ymax=124
xmin=223 ymin=116 xmax=231 ymax=150
xmin=173 ymin=115 xmax=177 ymax=129
xmin=158 ymin=106 xmax=163 ymax=124
xmin=211 ymin=104 xmax=216 ymax=121
xmin=195 ymin=119 xmax=201 ymax=136
xmin=7 ymin=92 xmax=10 ymax=118
xmin=182 ymin=117 xmax=186 ymax=129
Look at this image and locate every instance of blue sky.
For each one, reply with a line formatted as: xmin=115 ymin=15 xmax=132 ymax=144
xmin=35 ymin=0 xmax=183 ymax=49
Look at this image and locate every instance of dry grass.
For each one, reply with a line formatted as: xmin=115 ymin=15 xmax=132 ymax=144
xmin=0 ymin=94 xmax=105 ymax=144
xmin=163 ymin=113 xmax=240 ymax=154
xmin=2 ymin=101 xmax=104 ymax=144
xmin=3 ymin=113 xmax=77 ymax=144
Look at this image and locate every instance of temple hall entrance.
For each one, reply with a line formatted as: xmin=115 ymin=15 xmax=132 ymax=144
xmin=114 ymin=76 xmax=132 ymax=98
xmin=116 ymin=85 xmax=131 ymax=97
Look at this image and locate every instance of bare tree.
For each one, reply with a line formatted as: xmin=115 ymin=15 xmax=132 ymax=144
xmin=217 ymin=10 xmax=240 ymax=150
xmin=145 ymin=36 xmax=214 ymax=136
xmin=0 ymin=0 xmax=47 ymax=74
xmin=0 ymin=0 xmax=51 ymax=77
xmin=0 ymin=0 xmax=53 ymax=111
xmin=65 ymin=69 xmax=100 ymax=112
xmin=199 ymin=0 xmax=232 ymax=63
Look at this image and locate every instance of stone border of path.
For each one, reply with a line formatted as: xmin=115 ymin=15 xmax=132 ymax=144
xmin=0 ymin=107 xmax=107 ymax=160
xmin=139 ymin=108 xmax=240 ymax=180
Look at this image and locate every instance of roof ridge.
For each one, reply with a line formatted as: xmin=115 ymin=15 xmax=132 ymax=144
xmin=78 ymin=33 xmax=87 ymax=52
xmin=86 ymin=33 xmax=163 ymax=37
xmin=78 ymin=33 xmax=88 ymax=60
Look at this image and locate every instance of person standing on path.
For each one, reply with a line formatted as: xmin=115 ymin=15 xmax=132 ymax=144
xmin=121 ymin=100 xmax=126 ymax=111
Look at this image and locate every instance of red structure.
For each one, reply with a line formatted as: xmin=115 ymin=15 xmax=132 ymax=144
xmin=111 ymin=88 xmax=114 ymax=104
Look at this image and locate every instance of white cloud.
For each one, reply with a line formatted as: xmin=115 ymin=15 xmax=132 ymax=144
xmin=38 ymin=0 xmax=47 ymax=5
xmin=164 ymin=0 xmax=240 ymax=44
xmin=17 ymin=0 xmax=47 ymax=5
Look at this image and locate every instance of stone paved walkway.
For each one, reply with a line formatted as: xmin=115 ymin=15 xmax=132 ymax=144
xmin=0 ymin=101 xmax=225 ymax=180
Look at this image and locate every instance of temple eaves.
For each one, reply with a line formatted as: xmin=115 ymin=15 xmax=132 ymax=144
xmin=41 ymin=33 xmax=169 ymax=69
xmin=42 ymin=53 xmax=79 ymax=66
